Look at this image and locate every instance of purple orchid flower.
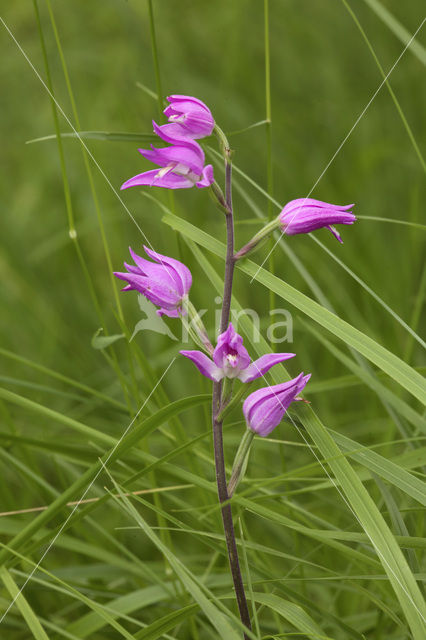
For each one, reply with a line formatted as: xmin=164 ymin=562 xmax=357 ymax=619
xmin=279 ymin=198 xmax=356 ymax=243
xmin=180 ymin=322 xmax=295 ymax=383
xmin=114 ymin=246 xmax=192 ymax=318
xmin=120 ymin=121 xmax=214 ymax=191
xmin=243 ymin=373 xmax=311 ymax=437
xmin=157 ymin=94 xmax=215 ymax=140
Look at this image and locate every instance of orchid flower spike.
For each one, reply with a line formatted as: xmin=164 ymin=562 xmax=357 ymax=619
xmin=180 ymin=323 xmax=295 ymax=382
xmin=243 ymin=373 xmax=311 ymax=437
xmin=158 ymin=94 xmax=215 ymax=140
xmin=114 ymin=246 xmax=192 ymax=318
xmin=121 ymin=122 xmax=214 ymax=191
xmin=279 ymin=198 xmax=356 ymax=243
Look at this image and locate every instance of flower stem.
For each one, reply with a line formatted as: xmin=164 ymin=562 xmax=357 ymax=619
xmin=234 ymin=217 xmax=280 ymax=260
xmin=211 ymin=149 xmax=252 ymax=638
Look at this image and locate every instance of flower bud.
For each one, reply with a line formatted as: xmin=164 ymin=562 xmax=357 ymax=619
xmin=279 ymin=198 xmax=356 ymax=243
xmin=243 ymin=373 xmax=311 ymax=437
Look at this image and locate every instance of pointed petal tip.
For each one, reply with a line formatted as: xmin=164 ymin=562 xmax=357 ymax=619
xmin=113 ymin=271 xmax=127 ymax=280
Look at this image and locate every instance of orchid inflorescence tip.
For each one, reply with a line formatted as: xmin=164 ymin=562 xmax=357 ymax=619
xmin=116 ymin=93 xmax=357 ymax=441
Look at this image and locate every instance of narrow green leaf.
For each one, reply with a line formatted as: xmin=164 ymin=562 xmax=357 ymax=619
xmin=361 ymin=0 xmax=426 ymax=66
xmin=331 ymin=430 xmax=426 ymax=507
xmin=134 ymin=603 xmax=199 ymax=639
xmin=250 ymin=592 xmax=326 ymax=638
xmin=66 ymin=585 xmax=173 ymax=638
xmin=301 ymin=318 xmax=425 ymax=431
xmin=0 ymin=347 xmax=127 ymax=411
xmin=0 ymin=566 xmax=50 ymax=640
xmin=26 ymin=131 xmax=157 ymax=144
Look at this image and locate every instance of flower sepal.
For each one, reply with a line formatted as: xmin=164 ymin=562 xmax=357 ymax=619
xmin=209 ymin=181 xmax=229 ymax=214
xmin=213 ymin=123 xmax=232 ymax=161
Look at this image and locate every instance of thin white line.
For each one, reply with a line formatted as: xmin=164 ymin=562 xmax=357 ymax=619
xmin=0 ymin=357 xmax=176 ymax=624
xmin=0 ymin=15 xmax=178 ymax=282
xmin=250 ymin=16 xmax=426 ymax=283
xmin=247 ymin=361 xmax=426 ymax=625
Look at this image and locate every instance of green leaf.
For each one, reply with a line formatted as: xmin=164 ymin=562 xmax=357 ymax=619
xmin=331 ymin=430 xmax=426 ymax=507
xmin=250 ymin=592 xmax=326 ymax=638
xmin=134 ymin=604 xmax=199 ymax=639
xmin=301 ymin=318 xmax=425 ymax=431
xmin=26 ymin=131 xmax=157 ymax=144
xmin=0 ymin=567 xmax=50 ymax=640
xmin=66 ymin=584 xmax=174 ymax=638
xmin=0 ymin=347 xmax=127 ymax=411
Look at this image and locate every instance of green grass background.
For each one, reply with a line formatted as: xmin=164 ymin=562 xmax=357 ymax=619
xmin=0 ymin=1 xmax=425 ymax=638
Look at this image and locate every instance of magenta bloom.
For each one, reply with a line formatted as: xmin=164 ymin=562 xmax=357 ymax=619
xmin=243 ymin=373 xmax=311 ymax=437
xmin=279 ymin=198 xmax=356 ymax=243
xmin=181 ymin=323 xmax=294 ymax=383
xmin=157 ymin=94 xmax=215 ymax=140
xmin=114 ymin=246 xmax=192 ymax=318
xmin=121 ymin=122 xmax=214 ymax=191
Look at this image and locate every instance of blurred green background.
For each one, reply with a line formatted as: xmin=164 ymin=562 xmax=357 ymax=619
xmin=0 ymin=1 xmax=425 ymax=637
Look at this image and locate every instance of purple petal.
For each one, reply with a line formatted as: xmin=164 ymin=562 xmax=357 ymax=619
xmin=327 ymin=225 xmax=343 ymax=243
xmin=139 ymin=143 xmax=204 ymax=176
xmin=157 ymin=307 xmax=181 ymax=318
xmin=153 ymin=122 xmax=193 ymax=143
xmin=238 ymin=353 xmax=296 ymax=383
xmin=243 ymin=373 xmax=310 ymax=437
xmin=180 ymin=350 xmax=223 ymax=381
xmin=166 ymin=94 xmax=211 ymax=112
xmin=152 ymin=121 xmax=205 ymax=153
xmin=163 ymin=95 xmax=215 ymax=139
xmin=213 ymin=323 xmax=250 ymax=371
xmin=283 ymin=198 xmax=354 ymax=214
xmin=127 ymin=247 xmax=179 ymax=293
xmin=121 ymin=169 xmax=194 ymax=190
xmin=114 ymin=272 xmax=180 ymax=307
xmin=279 ymin=198 xmax=356 ymax=241
xmin=142 ymin=246 xmax=192 ymax=297
xmin=196 ymin=164 xmax=214 ymax=188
